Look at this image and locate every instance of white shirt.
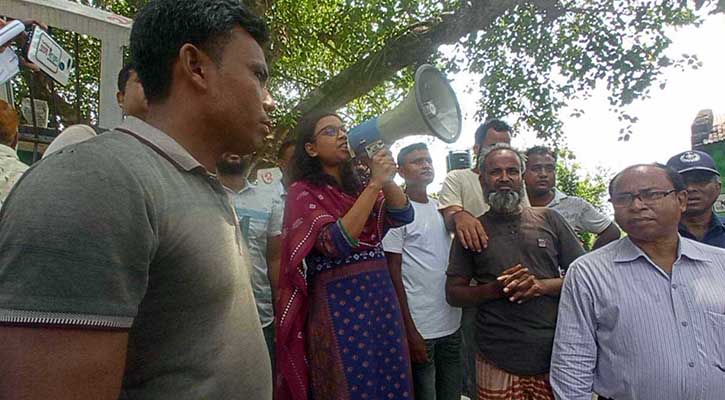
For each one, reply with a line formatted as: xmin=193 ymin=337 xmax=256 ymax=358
xmin=382 ymin=198 xmax=462 ymax=339
xmin=438 ymin=168 xmax=488 ymax=217
xmin=0 ymin=144 xmax=28 ymax=207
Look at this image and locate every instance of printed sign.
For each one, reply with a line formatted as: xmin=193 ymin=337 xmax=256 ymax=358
xmin=26 ymin=27 xmax=73 ymax=86
xmin=0 ymin=48 xmax=20 ymax=85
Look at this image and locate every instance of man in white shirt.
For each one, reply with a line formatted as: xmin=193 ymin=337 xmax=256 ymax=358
xmin=0 ymin=100 xmax=27 ymax=206
xmin=384 ymin=143 xmax=462 ymax=400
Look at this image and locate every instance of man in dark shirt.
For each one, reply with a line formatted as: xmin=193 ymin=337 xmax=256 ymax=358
xmin=667 ymin=150 xmax=725 ymax=248
xmin=445 ymin=143 xmax=585 ymax=400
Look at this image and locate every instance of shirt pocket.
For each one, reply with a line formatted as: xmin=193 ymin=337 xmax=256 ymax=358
xmin=520 ymin=235 xmax=561 ymax=278
xmin=237 ymin=210 xmax=271 ymax=243
xmin=706 ymin=311 xmax=725 ymax=371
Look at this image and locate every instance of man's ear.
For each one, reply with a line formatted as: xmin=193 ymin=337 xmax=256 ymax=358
xmin=116 ymin=92 xmax=125 ymax=113
xmin=178 ymin=43 xmax=211 ymax=93
xmin=677 ymin=190 xmax=688 ymax=213
xmin=304 ymin=142 xmax=318 ymax=158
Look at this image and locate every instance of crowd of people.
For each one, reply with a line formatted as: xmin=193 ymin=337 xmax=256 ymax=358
xmin=0 ymin=1 xmax=724 ymax=400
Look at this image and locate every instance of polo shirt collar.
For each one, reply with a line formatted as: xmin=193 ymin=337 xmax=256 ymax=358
xmin=613 ymin=235 xmax=710 ymax=264
xmin=224 ymin=179 xmax=254 ymax=195
xmin=546 ymin=188 xmax=567 ymax=207
xmin=678 ymin=211 xmax=725 ymax=237
xmin=117 ymin=117 xmax=204 ymax=173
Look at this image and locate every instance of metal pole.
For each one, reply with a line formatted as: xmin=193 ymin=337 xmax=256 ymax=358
xmin=28 ymin=74 xmax=39 ymax=163
xmin=74 ymin=32 xmax=81 ymax=123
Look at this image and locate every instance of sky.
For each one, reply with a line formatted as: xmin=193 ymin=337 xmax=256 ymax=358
xmin=389 ymin=13 xmax=725 ymax=194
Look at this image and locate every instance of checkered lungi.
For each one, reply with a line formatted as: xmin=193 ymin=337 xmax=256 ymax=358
xmin=476 ymin=353 xmax=554 ymax=400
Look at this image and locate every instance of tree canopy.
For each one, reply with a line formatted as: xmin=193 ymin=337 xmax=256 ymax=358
xmin=8 ymin=0 xmax=724 ymax=165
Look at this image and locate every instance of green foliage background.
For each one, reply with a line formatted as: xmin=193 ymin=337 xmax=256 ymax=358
xmin=4 ymin=0 xmax=720 ymax=166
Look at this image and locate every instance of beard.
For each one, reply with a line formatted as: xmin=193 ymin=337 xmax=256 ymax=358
xmin=486 ymin=188 xmax=523 ymax=214
xmin=216 ymin=159 xmax=247 ymax=176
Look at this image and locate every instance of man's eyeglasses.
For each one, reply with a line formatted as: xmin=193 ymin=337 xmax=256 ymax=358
xmin=315 ymin=125 xmax=348 ymax=138
xmin=609 ymin=189 xmax=677 ymax=208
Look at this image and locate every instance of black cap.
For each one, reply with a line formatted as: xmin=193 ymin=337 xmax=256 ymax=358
xmin=666 ymin=150 xmax=720 ymax=176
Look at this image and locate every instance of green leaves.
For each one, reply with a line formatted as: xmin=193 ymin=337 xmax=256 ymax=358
xmin=12 ymin=0 xmax=713 ymax=164
xmin=266 ymin=0 xmax=456 ymax=125
xmin=449 ymin=0 xmax=700 ymax=142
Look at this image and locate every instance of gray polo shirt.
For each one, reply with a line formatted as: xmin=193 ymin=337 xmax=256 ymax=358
xmin=0 ymin=117 xmax=272 ymax=399
xmin=546 ymin=188 xmax=612 ymax=235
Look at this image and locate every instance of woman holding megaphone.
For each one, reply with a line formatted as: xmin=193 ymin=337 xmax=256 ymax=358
xmin=275 ymin=112 xmax=415 ymax=400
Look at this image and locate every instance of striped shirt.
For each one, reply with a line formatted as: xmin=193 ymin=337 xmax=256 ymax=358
xmin=550 ymin=236 xmax=725 ymax=400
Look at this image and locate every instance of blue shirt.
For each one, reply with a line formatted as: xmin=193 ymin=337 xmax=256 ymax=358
xmin=679 ymin=213 xmax=725 ymax=248
xmin=551 ymin=236 xmax=725 ymax=400
xmin=226 ymin=180 xmax=284 ymax=327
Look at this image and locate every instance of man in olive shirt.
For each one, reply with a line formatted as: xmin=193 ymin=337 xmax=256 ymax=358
xmin=446 ymin=144 xmax=584 ymax=400
xmin=0 ymin=1 xmax=276 ymax=399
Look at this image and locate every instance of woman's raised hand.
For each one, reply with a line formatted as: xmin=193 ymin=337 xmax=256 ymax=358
xmin=368 ymin=148 xmax=397 ymax=187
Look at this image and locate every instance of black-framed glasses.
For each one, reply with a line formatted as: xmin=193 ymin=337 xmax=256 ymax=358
xmin=609 ymin=189 xmax=677 ymax=208
xmin=315 ymin=125 xmax=348 ymax=138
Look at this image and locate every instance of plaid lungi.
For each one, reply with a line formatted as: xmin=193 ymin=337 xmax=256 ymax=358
xmin=476 ymin=353 xmax=554 ymax=400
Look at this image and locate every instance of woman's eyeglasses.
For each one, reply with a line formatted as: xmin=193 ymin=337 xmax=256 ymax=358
xmin=315 ymin=125 xmax=348 ymax=138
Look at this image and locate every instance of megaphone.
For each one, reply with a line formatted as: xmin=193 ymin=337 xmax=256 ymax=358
xmin=347 ymin=64 xmax=462 ymax=158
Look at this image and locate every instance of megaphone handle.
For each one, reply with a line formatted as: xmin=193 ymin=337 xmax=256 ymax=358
xmin=364 ymin=140 xmax=386 ymax=159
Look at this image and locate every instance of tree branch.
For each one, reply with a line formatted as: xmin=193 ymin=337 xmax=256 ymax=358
xmin=275 ymin=0 xmax=524 ymax=141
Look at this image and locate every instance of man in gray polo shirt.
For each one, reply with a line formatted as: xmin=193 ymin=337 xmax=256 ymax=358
xmin=0 ymin=1 xmax=276 ymax=399
xmin=524 ymin=146 xmax=620 ymax=249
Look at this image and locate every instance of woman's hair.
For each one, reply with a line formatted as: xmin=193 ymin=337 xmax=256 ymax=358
xmin=0 ymin=100 xmax=19 ymax=147
xmin=290 ymin=111 xmax=361 ymax=195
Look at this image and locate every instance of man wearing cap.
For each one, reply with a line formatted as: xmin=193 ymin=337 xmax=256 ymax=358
xmin=667 ymin=150 xmax=725 ymax=248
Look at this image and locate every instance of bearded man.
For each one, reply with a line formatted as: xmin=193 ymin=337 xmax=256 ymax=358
xmin=445 ymin=143 xmax=585 ymax=400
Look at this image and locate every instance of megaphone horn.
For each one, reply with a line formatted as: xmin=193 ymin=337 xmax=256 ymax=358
xmin=347 ymin=64 xmax=462 ymax=158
